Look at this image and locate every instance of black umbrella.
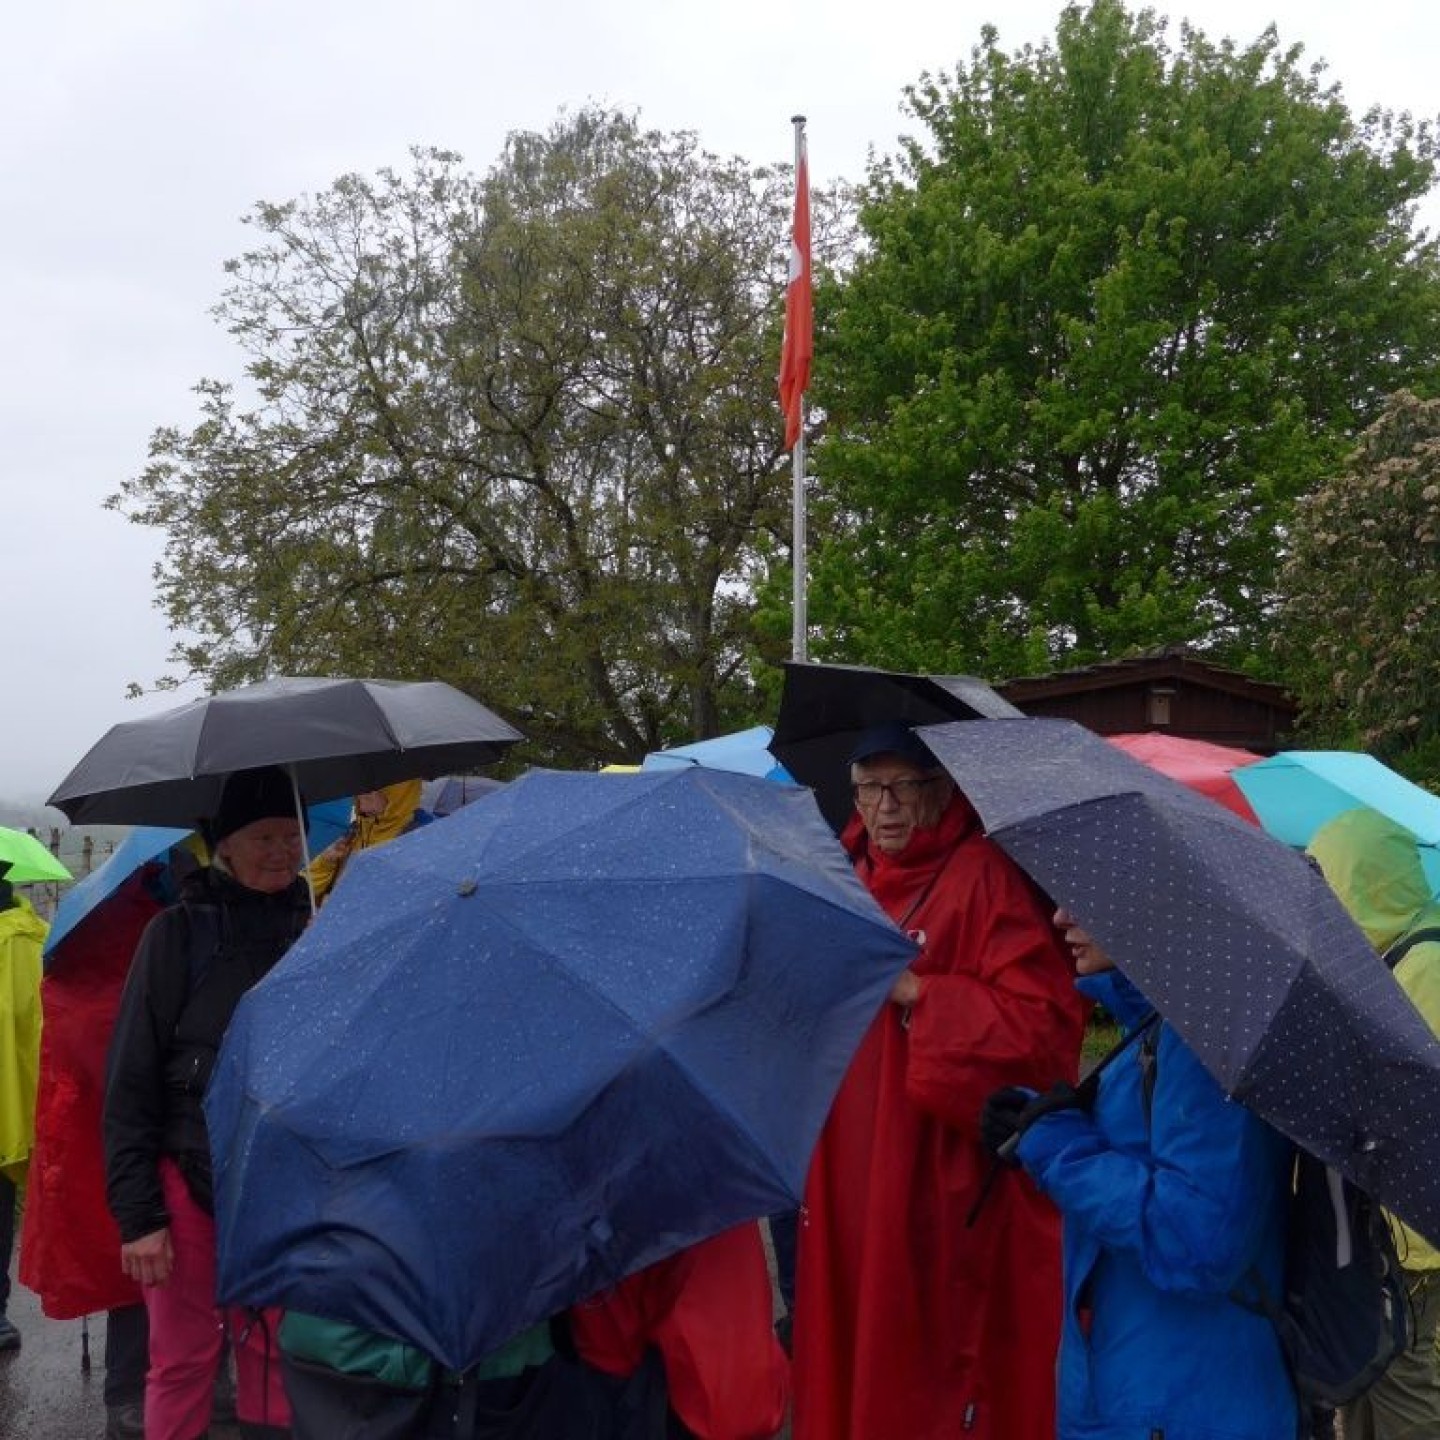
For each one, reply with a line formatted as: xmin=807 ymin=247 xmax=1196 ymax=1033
xmin=767 ymin=661 xmax=1022 ymax=831
xmin=47 ymin=677 xmax=523 ymax=827
xmin=918 ymin=715 xmax=1440 ymax=1243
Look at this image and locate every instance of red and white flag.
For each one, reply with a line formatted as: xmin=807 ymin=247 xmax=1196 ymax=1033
xmin=778 ymin=138 xmax=812 ymax=452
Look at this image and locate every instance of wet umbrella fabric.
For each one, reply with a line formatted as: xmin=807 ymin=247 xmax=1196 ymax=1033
xmin=1235 ymin=751 xmax=1440 ymax=893
xmin=0 ymin=825 xmax=72 ymax=885
xmin=46 ymin=676 xmax=523 ymax=826
xmin=918 ymin=716 xmax=1440 ymax=1243
xmin=641 ymin=725 xmax=792 ymax=782
xmin=768 ymin=661 xmax=1021 ymax=831
xmin=205 ymin=766 xmax=915 ymax=1370
xmin=1104 ymin=732 xmax=1261 ymax=823
xmin=419 ymin=774 xmax=506 ymax=818
xmin=42 ymin=827 xmax=190 ymax=965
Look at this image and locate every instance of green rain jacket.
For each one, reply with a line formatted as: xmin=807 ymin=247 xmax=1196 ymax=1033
xmin=1307 ymin=806 xmax=1440 ymax=1267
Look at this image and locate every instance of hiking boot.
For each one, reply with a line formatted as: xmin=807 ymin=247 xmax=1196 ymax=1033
xmin=104 ymin=1401 xmax=145 ymax=1440
xmin=0 ymin=1315 xmax=20 ymax=1352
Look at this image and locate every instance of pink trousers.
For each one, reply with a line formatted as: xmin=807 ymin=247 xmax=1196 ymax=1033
xmin=143 ymin=1158 xmax=291 ymax=1439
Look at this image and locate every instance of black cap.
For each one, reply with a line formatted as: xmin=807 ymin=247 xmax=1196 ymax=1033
xmin=848 ymin=721 xmax=939 ymax=769
xmin=209 ymin=766 xmax=300 ymax=846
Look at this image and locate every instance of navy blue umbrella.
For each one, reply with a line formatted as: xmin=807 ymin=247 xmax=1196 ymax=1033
xmin=919 ymin=717 xmax=1440 ymax=1244
xmin=206 ymin=766 xmax=914 ymax=1369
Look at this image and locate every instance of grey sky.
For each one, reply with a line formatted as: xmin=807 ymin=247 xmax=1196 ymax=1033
xmin=3 ymin=0 xmax=1436 ymax=810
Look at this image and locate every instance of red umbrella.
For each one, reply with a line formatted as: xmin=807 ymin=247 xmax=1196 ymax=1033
xmin=1105 ymin=733 xmax=1261 ymax=823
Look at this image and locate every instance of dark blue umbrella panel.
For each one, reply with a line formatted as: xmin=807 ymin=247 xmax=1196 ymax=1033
xmin=919 ymin=717 xmax=1440 ymax=1245
xmin=206 ymin=766 xmax=914 ymax=1369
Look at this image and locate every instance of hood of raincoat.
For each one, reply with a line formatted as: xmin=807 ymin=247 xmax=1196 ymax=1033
xmin=1305 ymin=806 xmax=1438 ymax=953
xmin=307 ymin=779 xmax=428 ymax=902
xmin=355 ymin=779 xmax=426 ymax=848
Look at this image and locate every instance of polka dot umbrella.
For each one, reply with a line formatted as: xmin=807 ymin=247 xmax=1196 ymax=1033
xmin=918 ymin=716 xmax=1440 ymax=1246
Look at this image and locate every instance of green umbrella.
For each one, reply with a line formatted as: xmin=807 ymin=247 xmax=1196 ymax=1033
xmin=0 ymin=825 xmax=72 ymax=884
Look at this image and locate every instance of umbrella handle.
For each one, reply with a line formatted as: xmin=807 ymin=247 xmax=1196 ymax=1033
xmin=286 ymin=766 xmax=318 ymax=916
xmin=965 ymin=1158 xmax=1005 ymax=1228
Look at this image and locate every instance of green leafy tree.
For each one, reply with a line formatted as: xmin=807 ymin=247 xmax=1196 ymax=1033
xmin=112 ymin=110 xmax=831 ymax=765
xmin=1273 ymin=390 xmax=1440 ymax=779
xmin=807 ymin=0 xmax=1440 ymax=680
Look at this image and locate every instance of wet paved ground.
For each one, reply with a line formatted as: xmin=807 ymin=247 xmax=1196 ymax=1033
xmin=0 ymin=1271 xmax=115 ymax=1440
xmin=0 ymin=1265 xmax=242 ymax=1440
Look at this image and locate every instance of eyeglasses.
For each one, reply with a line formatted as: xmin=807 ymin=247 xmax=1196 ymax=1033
xmin=851 ymin=776 xmax=939 ymax=809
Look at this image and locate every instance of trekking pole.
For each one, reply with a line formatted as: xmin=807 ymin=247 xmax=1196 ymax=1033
xmin=81 ymin=1314 xmax=91 ymax=1373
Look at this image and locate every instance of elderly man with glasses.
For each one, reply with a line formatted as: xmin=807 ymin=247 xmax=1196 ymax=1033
xmin=791 ymin=721 xmax=1090 ymax=1440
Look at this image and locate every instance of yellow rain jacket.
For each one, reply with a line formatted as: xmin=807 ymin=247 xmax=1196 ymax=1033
xmin=307 ymin=779 xmax=427 ymax=904
xmin=0 ymin=894 xmax=47 ymax=1182
xmin=1307 ymin=806 xmax=1440 ymax=1265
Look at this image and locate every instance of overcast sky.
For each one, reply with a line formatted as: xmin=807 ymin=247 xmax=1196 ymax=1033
xmin=2 ymin=0 xmax=1436 ymax=810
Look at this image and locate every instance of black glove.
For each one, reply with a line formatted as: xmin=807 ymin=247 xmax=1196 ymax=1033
xmin=979 ymin=1086 xmax=1033 ymax=1164
xmin=981 ymin=1081 xmax=1094 ymax=1165
xmin=1018 ymin=1080 xmax=1094 ymax=1125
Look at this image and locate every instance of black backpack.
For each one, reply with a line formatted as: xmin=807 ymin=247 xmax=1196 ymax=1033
xmin=1245 ymin=922 xmax=1435 ymax=1420
xmin=1239 ymin=1148 xmax=1412 ymax=1419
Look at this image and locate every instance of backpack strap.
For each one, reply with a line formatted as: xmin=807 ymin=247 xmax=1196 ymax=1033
xmin=1380 ymin=926 xmax=1440 ymax=971
xmin=1082 ymin=1009 xmax=1161 ymax=1122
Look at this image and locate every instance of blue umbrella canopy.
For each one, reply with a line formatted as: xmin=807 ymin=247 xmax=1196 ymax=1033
xmin=1235 ymin=750 xmax=1440 ymax=892
xmin=42 ymin=826 xmax=191 ymax=964
xmin=206 ymin=766 xmax=913 ymax=1369
xmin=641 ymin=725 xmax=792 ymax=782
xmin=918 ymin=717 xmax=1440 ymax=1245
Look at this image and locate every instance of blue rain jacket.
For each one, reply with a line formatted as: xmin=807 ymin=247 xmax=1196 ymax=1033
xmin=1015 ymin=970 xmax=1297 ymax=1440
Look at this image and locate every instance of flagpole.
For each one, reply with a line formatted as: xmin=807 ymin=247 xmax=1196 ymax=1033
xmin=790 ymin=114 xmax=808 ymax=663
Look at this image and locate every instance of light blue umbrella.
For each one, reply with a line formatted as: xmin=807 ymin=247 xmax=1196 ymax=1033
xmin=43 ymin=826 xmax=192 ymax=963
xmin=641 ymin=724 xmax=793 ymax=782
xmin=1234 ymin=752 xmax=1440 ymax=891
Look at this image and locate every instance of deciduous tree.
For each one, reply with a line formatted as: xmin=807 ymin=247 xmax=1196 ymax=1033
xmin=113 ymin=110 xmax=823 ymax=765
xmin=1273 ymin=390 xmax=1440 ymax=776
xmin=808 ymin=0 xmax=1440 ymax=680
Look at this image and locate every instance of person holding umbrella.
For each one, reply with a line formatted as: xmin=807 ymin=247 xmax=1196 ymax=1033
xmin=792 ymin=722 xmax=1089 ymax=1440
xmin=1306 ymin=807 xmax=1440 ymax=1440
xmin=979 ymin=910 xmax=1297 ymax=1440
xmin=104 ymin=765 xmax=311 ymax=1440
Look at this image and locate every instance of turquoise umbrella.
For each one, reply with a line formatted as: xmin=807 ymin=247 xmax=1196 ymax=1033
xmin=1234 ymin=751 xmax=1440 ymax=891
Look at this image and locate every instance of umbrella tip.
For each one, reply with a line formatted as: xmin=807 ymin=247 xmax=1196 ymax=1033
xmin=457 ymin=878 xmax=478 ymax=898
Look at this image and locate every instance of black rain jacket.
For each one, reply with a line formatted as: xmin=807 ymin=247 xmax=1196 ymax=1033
xmin=103 ymin=864 xmax=309 ymax=1242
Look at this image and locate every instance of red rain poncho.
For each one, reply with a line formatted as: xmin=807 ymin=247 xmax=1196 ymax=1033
xmin=20 ymin=869 xmax=163 ymax=1317
xmin=793 ymin=795 xmax=1089 ymax=1440
xmin=571 ymin=1223 xmax=789 ymax=1439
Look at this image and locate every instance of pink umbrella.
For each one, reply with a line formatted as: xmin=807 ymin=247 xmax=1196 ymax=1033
xmin=1105 ymin=733 xmax=1261 ymax=823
